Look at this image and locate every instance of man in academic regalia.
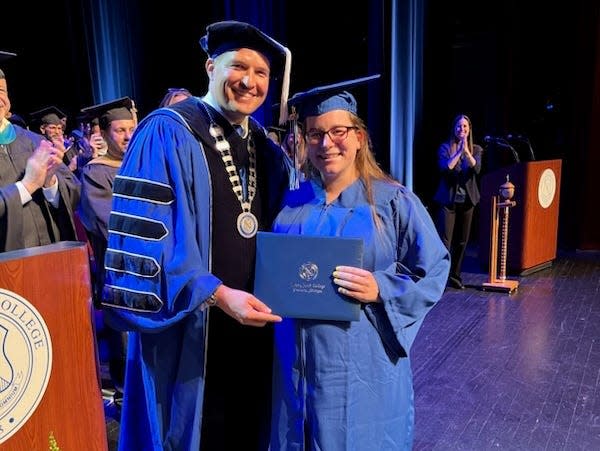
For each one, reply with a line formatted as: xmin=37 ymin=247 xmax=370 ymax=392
xmin=0 ymin=51 xmax=80 ymax=252
xmin=101 ymin=21 xmax=292 ymax=451
xmin=29 ymin=105 xmax=68 ymax=142
xmin=78 ymin=96 xmax=137 ymax=304
xmin=78 ymin=97 xmax=137 ymax=406
xmin=30 ymin=105 xmax=94 ymax=174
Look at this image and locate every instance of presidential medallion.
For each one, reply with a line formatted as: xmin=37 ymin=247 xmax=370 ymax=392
xmin=237 ymin=211 xmax=258 ymax=238
xmin=200 ymin=104 xmax=259 ymax=240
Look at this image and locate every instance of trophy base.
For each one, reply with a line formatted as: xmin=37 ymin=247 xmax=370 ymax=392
xmin=481 ymin=279 xmax=519 ymax=294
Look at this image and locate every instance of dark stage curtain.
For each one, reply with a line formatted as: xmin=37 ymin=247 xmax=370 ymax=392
xmin=82 ymin=0 xmax=142 ymax=105
xmin=389 ymin=0 xmax=425 ymax=190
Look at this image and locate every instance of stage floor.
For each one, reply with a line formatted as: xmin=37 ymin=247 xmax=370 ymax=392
xmin=412 ymin=247 xmax=600 ymax=450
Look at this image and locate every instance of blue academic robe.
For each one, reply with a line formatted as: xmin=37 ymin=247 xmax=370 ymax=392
xmin=101 ymin=97 xmax=287 ymax=450
xmin=102 ymin=109 xmax=216 ymax=451
xmin=270 ymin=179 xmax=450 ymax=451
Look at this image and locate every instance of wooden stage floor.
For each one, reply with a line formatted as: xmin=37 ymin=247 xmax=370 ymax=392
xmin=412 ymin=248 xmax=600 ymax=450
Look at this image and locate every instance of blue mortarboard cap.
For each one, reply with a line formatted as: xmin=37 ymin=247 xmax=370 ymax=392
xmin=199 ymin=20 xmax=292 ymax=124
xmin=288 ymin=74 xmax=381 ymax=118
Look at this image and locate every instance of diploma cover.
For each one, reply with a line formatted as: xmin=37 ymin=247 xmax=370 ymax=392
xmin=254 ymin=232 xmax=364 ymax=321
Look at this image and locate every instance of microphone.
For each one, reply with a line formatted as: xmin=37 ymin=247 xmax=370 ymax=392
xmin=507 ymin=134 xmax=535 ymax=160
xmin=506 ymin=134 xmax=527 ymax=141
xmin=484 ymin=135 xmax=520 ymax=164
xmin=483 ymin=135 xmax=505 ymax=144
xmin=484 ymin=135 xmax=515 ymax=149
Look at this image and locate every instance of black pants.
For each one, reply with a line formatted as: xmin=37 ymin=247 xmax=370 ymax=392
xmin=200 ymin=308 xmax=274 ymax=451
xmin=436 ymin=202 xmax=474 ymax=282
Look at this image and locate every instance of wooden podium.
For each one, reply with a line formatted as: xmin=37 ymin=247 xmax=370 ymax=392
xmin=0 ymin=242 xmax=107 ymax=450
xmin=479 ymin=159 xmax=562 ymax=275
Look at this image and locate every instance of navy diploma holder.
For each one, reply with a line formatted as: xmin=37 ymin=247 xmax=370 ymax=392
xmin=254 ymin=232 xmax=364 ymax=321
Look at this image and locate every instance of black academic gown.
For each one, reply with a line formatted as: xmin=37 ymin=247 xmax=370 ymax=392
xmin=0 ymin=125 xmax=80 ymax=252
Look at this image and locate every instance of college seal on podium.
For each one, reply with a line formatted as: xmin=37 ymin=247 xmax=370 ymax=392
xmin=0 ymin=289 xmax=53 ymax=444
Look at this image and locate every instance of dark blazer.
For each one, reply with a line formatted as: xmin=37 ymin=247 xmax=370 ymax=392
xmin=433 ymin=142 xmax=483 ymax=207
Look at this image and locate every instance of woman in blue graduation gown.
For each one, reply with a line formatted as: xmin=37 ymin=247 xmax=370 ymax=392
xmin=270 ymin=84 xmax=450 ymax=450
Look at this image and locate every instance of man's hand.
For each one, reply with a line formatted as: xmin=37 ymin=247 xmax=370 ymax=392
xmin=44 ymin=138 xmax=66 ymax=187
xmin=89 ymin=132 xmax=108 ymax=157
xmin=21 ymin=141 xmax=55 ymax=193
xmin=212 ymin=285 xmax=282 ymax=326
xmin=67 ymin=155 xmax=78 ymax=172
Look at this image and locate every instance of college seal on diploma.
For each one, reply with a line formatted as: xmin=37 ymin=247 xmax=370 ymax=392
xmin=0 ymin=289 xmax=52 ymax=444
xmin=299 ymin=262 xmax=319 ymax=281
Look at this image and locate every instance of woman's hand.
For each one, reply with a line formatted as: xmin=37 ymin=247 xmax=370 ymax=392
xmin=332 ymin=266 xmax=380 ymax=303
xmin=461 ymin=139 xmax=476 ymax=167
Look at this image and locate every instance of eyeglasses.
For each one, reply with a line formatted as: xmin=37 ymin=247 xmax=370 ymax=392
xmin=305 ymin=126 xmax=358 ymax=144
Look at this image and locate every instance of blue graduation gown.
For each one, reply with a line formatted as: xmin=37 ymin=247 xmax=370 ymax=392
xmin=270 ymin=179 xmax=450 ymax=451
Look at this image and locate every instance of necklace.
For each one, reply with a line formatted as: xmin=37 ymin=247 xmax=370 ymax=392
xmin=200 ymin=102 xmax=258 ymax=238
